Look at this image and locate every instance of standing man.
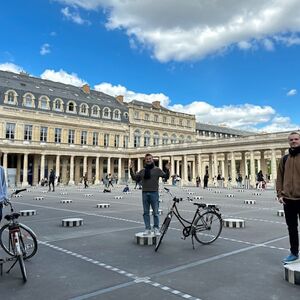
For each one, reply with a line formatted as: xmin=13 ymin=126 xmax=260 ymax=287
xmin=203 ymin=172 xmax=209 ymax=189
xmin=83 ymin=172 xmax=89 ymax=188
xmin=130 ymin=153 xmax=170 ymax=235
xmin=0 ymin=165 xmax=8 ymax=222
xmin=276 ymin=131 xmax=300 ymax=263
xmin=49 ymin=169 xmax=55 ymax=192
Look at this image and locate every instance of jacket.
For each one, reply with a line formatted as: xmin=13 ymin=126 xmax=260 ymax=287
xmin=276 ymin=152 xmax=300 ymax=200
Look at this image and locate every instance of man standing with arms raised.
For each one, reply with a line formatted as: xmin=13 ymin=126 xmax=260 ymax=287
xmin=130 ymin=154 xmax=170 ymax=235
xmin=277 ymin=132 xmax=300 ymax=263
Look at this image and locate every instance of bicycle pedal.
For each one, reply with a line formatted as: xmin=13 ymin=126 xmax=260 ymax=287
xmin=181 ymin=236 xmax=186 ymax=240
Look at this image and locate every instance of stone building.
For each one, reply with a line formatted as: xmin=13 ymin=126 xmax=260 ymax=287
xmin=0 ymin=70 xmax=294 ymax=187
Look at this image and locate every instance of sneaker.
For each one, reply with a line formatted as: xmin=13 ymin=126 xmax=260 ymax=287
xmin=282 ymin=253 xmax=299 ymax=264
xmin=153 ymin=228 xmax=160 ymax=235
xmin=143 ymin=229 xmax=152 ymax=236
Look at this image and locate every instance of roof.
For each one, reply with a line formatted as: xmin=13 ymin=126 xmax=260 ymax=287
xmin=196 ymin=122 xmax=252 ymax=136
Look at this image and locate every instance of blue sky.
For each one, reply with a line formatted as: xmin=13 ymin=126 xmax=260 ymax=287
xmin=0 ymin=0 xmax=300 ymax=132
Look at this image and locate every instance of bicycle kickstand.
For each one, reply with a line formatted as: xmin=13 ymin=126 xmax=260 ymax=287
xmin=6 ymin=258 xmax=18 ymax=274
xmin=191 ymin=235 xmax=195 ymax=250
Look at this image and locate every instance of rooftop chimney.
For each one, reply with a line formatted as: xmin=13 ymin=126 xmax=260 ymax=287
xmin=152 ymin=101 xmax=161 ymax=109
xmin=82 ymin=84 xmax=90 ymax=94
xmin=116 ymin=95 xmax=124 ymax=103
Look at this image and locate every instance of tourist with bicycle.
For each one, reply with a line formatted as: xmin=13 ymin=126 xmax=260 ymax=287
xmin=130 ymin=153 xmax=170 ymax=235
xmin=0 ymin=165 xmax=8 ymax=222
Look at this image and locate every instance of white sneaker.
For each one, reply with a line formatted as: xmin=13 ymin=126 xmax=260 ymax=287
xmin=143 ymin=229 xmax=152 ymax=236
xmin=153 ymin=228 xmax=160 ymax=235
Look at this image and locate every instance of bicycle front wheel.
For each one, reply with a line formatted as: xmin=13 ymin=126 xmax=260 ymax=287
xmin=154 ymin=215 xmax=172 ymax=252
xmin=18 ymin=254 xmax=27 ymax=282
xmin=194 ymin=211 xmax=222 ymax=245
xmin=0 ymin=224 xmax=38 ymax=259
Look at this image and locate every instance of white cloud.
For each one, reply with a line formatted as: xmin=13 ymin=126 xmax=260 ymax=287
xmin=0 ymin=62 xmax=24 ymax=73
xmin=258 ymin=116 xmax=299 ymax=132
xmin=61 ymin=6 xmax=90 ymax=25
xmin=56 ymin=0 xmax=300 ymax=62
xmin=287 ymin=89 xmax=297 ymax=96
xmin=94 ymin=82 xmax=170 ymax=106
xmin=40 ymin=69 xmax=86 ymax=86
xmin=40 ymin=43 xmax=51 ymax=55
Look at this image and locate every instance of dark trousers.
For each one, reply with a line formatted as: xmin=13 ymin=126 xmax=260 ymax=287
xmin=283 ymin=199 xmax=300 ymax=256
xmin=49 ymin=180 xmax=55 ymax=191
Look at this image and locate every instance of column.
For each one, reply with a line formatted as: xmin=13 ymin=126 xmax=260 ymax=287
xmin=197 ymin=154 xmax=202 ymax=179
xmin=240 ymin=152 xmax=245 ymax=178
xmin=271 ymin=149 xmax=277 ymax=181
xmin=183 ymin=155 xmax=188 ymax=183
xmin=176 ymin=159 xmax=180 ymax=175
xmin=213 ymin=153 xmax=218 ymax=178
xmin=83 ymin=156 xmax=87 ymax=176
xmin=16 ymin=154 xmax=21 ymax=186
xmin=2 ymin=152 xmax=8 ymax=169
xmin=260 ymin=151 xmax=267 ymax=176
xmin=95 ymin=156 xmax=100 ymax=184
xmin=224 ymin=153 xmax=229 ymax=184
xmin=107 ymin=157 xmax=111 ymax=175
xmin=231 ymin=152 xmax=236 ymax=186
xmin=40 ymin=154 xmax=45 ymax=184
xmin=61 ymin=158 xmax=67 ymax=184
xmin=192 ymin=159 xmax=196 ymax=181
xmin=221 ymin=160 xmax=225 ymax=179
xmin=32 ymin=155 xmax=39 ymax=186
xmin=250 ymin=150 xmax=256 ymax=188
xmin=170 ymin=156 xmax=175 ymax=176
xmin=159 ymin=157 xmax=162 ymax=169
xmin=137 ymin=157 xmax=141 ymax=171
xmin=22 ymin=153 xmax=28 ymax=187
xmin=208 ymin=154 xmax=213 ymax=183
xmin=69 ymin=155 xmax=75 ymax=185
xmin=245 ymin=154 xmax=249 ymax=177
xmin=56 ymin=155 xmax=60 ymax=178
xmin=88 ymin=158 xmax=92 ymax=180
xmin=257 ymin=158 xmax=261 ymax=172
xmin=118 ymin=157 xmax=122 ymax=183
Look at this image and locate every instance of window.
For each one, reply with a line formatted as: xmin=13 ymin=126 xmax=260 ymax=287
xmin=93 ymin=132 xmax=98 ymax=146
xmin=7 ymin=91 xmax=16 ymax=104
xmin=54 ymin=99 xmax=63 ymax=111
xmin=113 ymin=109 xmax=121 ymax=120
xmin=144 ymin=131 xmax=150 ymax=147
xmin=24 ymin=94 xmax=34 ymax=108
xmin=134 ymin=111 xmax=140 ymax=119
xmin=80 ymin=104 xmax=88 ymax=115
xmin=39 ymin=96 xmax=49 ymax=110
xmin=186 ymin=136 xmax=192 ymax=143
xmin=6 ymin=123 xmax=15 ymax=139
xmin=153 ymin=132 xmax=160 ymax=146
xmin=179 ymin=119 xmax=183 ymax=126
xmin=104 ymin=133 xmax=109 ymax=147
xmin=179 ymin=135 xmax=184 ymax=143
xmin=24 ymin=125 xmax=33 ymax=141
xmin=40 ymin=127 xmax=48 ymax=142
xmin=187 ymin=120 xmax=191 ymax=127
xmin=55 ymin=128 xmax=61 ymax=143
xmin=123 ymin=136 xmax=129 ymax=148
xmin=81 ymin=131 xmax=87 ymax=145
xmin=154 ymin=115 xmax=158 ymax=122
xmin=114 ymin=135 xmax=120 ymax=147
xmin=144 ymin=113 xmax=149 ymax=121
xmin=171 ymin=134 xmax=177 ymax=144
xmin=163 ymin=116 xmax=167 ymax=123
xmin=68 ymin=129 xmax=75 ymax=144
xmin=124 ymin=112 xmax=129 ymax=119
xmin=68 ymin=102 xmax=75 ymax=112
xmin=103 ymin=107 xmax=111 ymax=118
xmin=134 ymin=129 xmax=141 ymax=148
xmin=162 ymin=133 xmax=169 ymax=145
xmin=171 ymin=118 xmax=175 ymax=125
xmin=91 ymin=105 xmax=99 ymax=117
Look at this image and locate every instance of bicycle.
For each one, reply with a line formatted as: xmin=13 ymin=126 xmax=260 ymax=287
xmin=0 ymin=189 xmax=38 ymax=282
xmin=155 ymin=187 xmax=223 ymax=252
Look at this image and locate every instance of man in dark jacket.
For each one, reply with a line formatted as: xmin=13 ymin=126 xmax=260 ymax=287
xmin=49 ymin=169 xmax=55 ymax=192
xmin=276 ymin=131 xmax=300 ymax=263
xmin=130 ymin=153 xmax=170 ymax=235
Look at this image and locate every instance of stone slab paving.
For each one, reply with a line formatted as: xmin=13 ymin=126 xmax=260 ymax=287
xmin=0 ymin=184 xmax=299 ymax=300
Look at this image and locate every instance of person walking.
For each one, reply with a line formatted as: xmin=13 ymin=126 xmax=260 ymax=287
xmin=0 ymin=165 xmax=8 ymax=222
xmin=130 ymin=153 xmax=170 ymax=235
xmin=276 ymin=131 xmax=300 ymax=263
xmin=48 ymin=169 xmax=55 ymax=192
xmin=107 ymin=174 xmax=114 ymax=188
xmin=83 ymin=172 xmax=89 ymax=188
xmin=196 ymin=175 xmax=201 ymax=187
xmin=203 ymin=172 xmax=209 ymax=189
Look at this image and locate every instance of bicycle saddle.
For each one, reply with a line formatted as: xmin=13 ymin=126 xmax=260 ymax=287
xmin=4 ymin=213 xmax=20 ymax=221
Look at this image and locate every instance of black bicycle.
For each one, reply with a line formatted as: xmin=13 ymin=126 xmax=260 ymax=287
xmin=155 ymin=188 xmax=222 ymax=251
xmin=0 ymin=189 xmax=38 ymax=282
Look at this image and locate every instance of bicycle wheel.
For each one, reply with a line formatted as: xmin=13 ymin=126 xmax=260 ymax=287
xmin=193 ymin=211 xmax=222 ymax=245
xmin=155 ymin=215 xmax=172 ymax=252
xmin=0 ymin=224 xmax=38 ymax=259
xmin=18 ymin=254 xmax=27 ymax=282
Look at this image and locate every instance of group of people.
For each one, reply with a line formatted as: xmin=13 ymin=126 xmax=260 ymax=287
xmin=1 ymin=131 xmax=300 ymax=264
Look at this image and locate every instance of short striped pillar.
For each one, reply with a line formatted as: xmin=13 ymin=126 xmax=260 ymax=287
xmin=277 ymin=210 xmax=284 ymax=217
xmin=34 ymin=196 xmax=44 ymax=200
xmin=193 ymin=196 xmax=204 ymax=200
xmin=20 ymin=210 xmax=37 ymax=216
xmin=214 ymin=190 xmax=221 ymax=194
xmin=284 ymin=262 xmax=300 ymax=285
xmin=60 ymin=199 xmax=73 ymax=204
xmin=62 ymin=218 xmax=83 ymax=227
xmin=15 ymin=194 xmax=23 ymax=198
xmin=97 ymin=203 xmax=110 ymax=208
xmin=238 ymin=189 xmax=245 ymax=192
xmin=187 ymin=191 xmax=195 ymax=195
xmin=223 ymin=218 xmax=245 ymax=228
xmin=244 ymin=200 xmax=256 ymax=205
xmin=60 ymin=192 xmax=68 ymax=195
xmin=252 ymin=192 xmax=261 ymax=196
xmin=114 ymin=196 xmax=123 ymax=199
xmin=84 ymin=194 xmax=93 ymax=197
xmin=135 ymin=232 xmax=157 ymax=245
xmin=225 ymin=194 xmax=234 ymax=198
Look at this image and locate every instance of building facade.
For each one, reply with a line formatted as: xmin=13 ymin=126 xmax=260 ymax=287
xmin=0 ymin=70 xmax=293 ymax=187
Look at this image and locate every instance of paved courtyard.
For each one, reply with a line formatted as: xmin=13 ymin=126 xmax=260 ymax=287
xmin=0 ymin=184 xmax=299 ymax=300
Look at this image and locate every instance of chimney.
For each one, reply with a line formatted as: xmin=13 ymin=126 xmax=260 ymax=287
xmin=116 ymin=95 xmax=124 ymax=103
xmin=152 ymin=101 xmax=161 ymax=109
xmin=82 ymin=84 xmax=90 ymax=94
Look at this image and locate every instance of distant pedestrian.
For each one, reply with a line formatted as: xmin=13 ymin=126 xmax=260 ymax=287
xmin=49 ymin=169 xmax=55 ymax=192
xmin=196 ymin=176 xmax=201 ymax=187
xmin=83 ymin=172 xmax=88 ymax=188
xmin=203 ymin=172 xmax=209 ymax=189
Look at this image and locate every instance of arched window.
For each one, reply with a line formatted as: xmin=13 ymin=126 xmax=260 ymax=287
xmin=53 ymin=98 xmax=63 ymax=111
xmin=113 ymin=109 xmax=121 ymax=120
xmin=80 ymin=103 xmax=89 ymax=115
xmin=6 ymin=90 xmax=18 ymax=104
xmin=179 ymin=135 xmax=184 ymax=144
xmin=23 ymin=93 xmax=35 ymax=108
xmin=124 ymin=112 xmax=129 ymax=119
xmin=134 ymin=129 xmax=141 ymax=148
xmin=91 ymin=105 xmax=100 ymax=117
xmin=103 ymin=107 xmax=111 ymax=118
xmin=144 ymin=131 xmax=151 ymax=147
xmin=162 ymin=133 xmax=169 ymax=145
xmin=171 ymin=134 xmax=177 ymax=144
xmin=153 ymin=132 xmax=160 ymax=146
xmin=67 ymin=101 xmax=76 ymax=113
xmin=39 ymin=96 xmax=49 ymax=110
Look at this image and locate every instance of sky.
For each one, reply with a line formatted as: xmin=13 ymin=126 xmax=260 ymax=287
xmin=0 ymin=0 xmax=300 ymax=132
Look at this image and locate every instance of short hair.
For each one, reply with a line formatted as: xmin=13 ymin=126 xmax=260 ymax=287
xmin=288 ymin=132 xmax=300 ymax=139
xmin=144 ymin=153 xmax=153 ymax=158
